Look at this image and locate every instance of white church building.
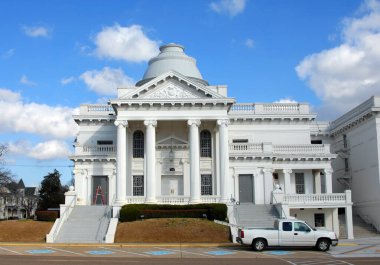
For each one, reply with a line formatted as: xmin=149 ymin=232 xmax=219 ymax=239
xmin=67 ymin=43 xmax=354 ymax=241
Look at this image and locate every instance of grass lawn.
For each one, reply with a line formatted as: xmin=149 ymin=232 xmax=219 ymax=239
xmin=115 ymin=218 xmax=231 ymax=243
xmin=0 ymin=220 xmax=53 ymax=242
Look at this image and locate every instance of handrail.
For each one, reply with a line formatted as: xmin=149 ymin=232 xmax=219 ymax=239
xmin=50 ymin=195 xmax=76 ymax=242
xmin=271 ymin=192 xmax=287 ymax=219
xmin=95 ymin=194 xmax=116 ymax=242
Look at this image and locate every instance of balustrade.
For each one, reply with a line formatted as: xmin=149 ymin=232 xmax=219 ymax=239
xmin=283 ymin=193 xmax=346 ymax=204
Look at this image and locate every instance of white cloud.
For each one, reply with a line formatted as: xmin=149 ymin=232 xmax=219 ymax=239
xmin=0 ymin=88 xmax=78 ymax=139
xmin=93 ymin=24 xmax=160 ymax=62
xmin=0 ymin=88 xmax=21 ymax=102
xmin=61 ymin=76 xmax=76 ymax=85
xmin=2 ymin=48 xmax=15 ymax=58
xmin=20 ymin=75 xmax=37 ymax=86
xmin=274 ymin=98 xmax=298 ymax=103
xmin=296 ymin=0 xmax=380 ymax=118
xmin=8 ymin=140 xmax=70 ymax=160
xmin=210 ymin=0 xmax=247 ymax=17
xmin=22 ymin=26 xmax=50 ymax=38
xmin=245 ymin=38 xmax=254 ymax=48
xmin=80 ymin=67 xmax=135 ymax=96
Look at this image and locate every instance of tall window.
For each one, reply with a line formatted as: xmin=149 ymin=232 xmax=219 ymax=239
xmin=133 ymin=131 xmax=144 ymax=158
xmin=201 ymin=174 xmax=212 ymax=195
xmin=200 ymin=130 xmax=212 ymax=157
xmin=315 ymin=213 xmax=325 ymax=227
xmin=133 ymin=175 xmax=144 ymax=196
xmin=295 ymin=173 xmax=305 ymax=194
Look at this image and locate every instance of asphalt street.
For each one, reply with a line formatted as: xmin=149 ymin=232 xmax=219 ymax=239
xmin=0 ymin=242 xmax=380 ymax=264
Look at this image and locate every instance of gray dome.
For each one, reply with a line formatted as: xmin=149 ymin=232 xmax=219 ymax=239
xmin=136 ymin=43 xmax=208 ymax=86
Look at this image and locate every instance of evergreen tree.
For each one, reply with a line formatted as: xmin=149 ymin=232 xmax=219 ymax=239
xmin=38 ymin=169 xmax=65 ymax=210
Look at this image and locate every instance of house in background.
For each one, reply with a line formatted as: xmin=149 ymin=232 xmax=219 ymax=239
xmin=0 ymin=179 xmax=39 ymax=219
xmin=46 ymin=43 xmax=355 ymax=243
xmin=328 ymin=97 xmax=380 ymax=232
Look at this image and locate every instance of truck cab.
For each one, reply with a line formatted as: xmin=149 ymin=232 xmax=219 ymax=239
xmin=237 ymin=218 xmax=338 ymax=251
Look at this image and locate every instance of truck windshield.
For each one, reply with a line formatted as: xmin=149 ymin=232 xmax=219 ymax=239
xmin=305 ymin=222 xmax=316 ymax=231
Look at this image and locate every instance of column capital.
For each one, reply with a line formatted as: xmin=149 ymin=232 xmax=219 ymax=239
xmin=253 ymin=168 xmax=263 ymax=176
xmin=217 ymin=119 xmax=230 ymax=127
xmin=187 ymin=119 xmax=201 ymax=127
xmin=263 ymin=168 xmax=275 ymax=174
xmin=144 ymin=120 xmax=157 ymax=127
xmin=324 ymin=168 xmax=333 ymax=175
xmin=283 ymin=169 xmax=293 ymax=174
xmin=114 ymin=120 xmax=128 ymax=127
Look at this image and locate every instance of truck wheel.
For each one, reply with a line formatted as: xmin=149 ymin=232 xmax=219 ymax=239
xmin=252 ymin=238 xmax=266 ymax=251
xmin=316 ymin=239 xmax=330 ymax=251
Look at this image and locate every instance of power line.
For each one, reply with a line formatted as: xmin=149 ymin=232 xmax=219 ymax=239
xmin=4 ymin=164 xmax=73 ymax=168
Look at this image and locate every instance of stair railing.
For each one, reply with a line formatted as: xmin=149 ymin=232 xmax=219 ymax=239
xmin=95 ymin=194 xmax=116 ymax=242
xmin=271 ymin=192 xmax=287 ymax=219
xmin=50 ymin=195 xmax=76 ymax=242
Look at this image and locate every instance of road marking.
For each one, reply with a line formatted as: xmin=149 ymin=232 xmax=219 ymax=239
xmin=26 ymin=249 xmax=55 ymax=254
xmin=0 ymin=246 xmax=24 ymax=255
xmin=101 ymin=247 xmax=150 ymax=257
xmin=87 ymin=250 xmax=114 ymax=255
xmin=144 ymin=250 xmax=175 ymax=256
xmin=154 ymin=247 xmax=214 ymax=257
xmin=46 ymin=246 xmax=86 ymax=256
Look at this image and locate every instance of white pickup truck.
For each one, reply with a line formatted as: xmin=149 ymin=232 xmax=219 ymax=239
xmin=236 ymin=218 xmax=338 ymax=251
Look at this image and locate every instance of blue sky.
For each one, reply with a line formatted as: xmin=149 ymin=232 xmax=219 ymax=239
xmin=1 ymin=0 xmax=380 ymax=186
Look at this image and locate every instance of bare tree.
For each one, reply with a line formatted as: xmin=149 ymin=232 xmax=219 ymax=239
xmin=0 ymin=144 xmax=14 ymax=189
xmin=21 ymin=194 xmax=38 ymax=219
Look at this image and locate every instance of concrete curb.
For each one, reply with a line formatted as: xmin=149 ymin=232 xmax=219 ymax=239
xmin=0 ymin=242 xmax=237 ymax=248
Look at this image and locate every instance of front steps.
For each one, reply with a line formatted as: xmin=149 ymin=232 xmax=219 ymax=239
xmin=55 ymin=205 xmax=111 ymax=243
xmin=234 ymin=204 xmax=279 ymax=228
xmin=339 ymin=214 xmax=380 ymax=239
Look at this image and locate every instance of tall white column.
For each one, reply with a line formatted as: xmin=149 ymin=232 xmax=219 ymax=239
xmin=115 ymin=120 xmax=128 ymax=204
xmin=314 ymin=170 xmax=322 ymax=194
xmin=324 ymin=168 xmax=333 ymax=193
xmin=345 ymin=190 xmax=354 ymax=239
xmin=217 ymin=119 xmax=230 ymax=203
xmin=263 ymin=168 xmax=274 ymax=204
xmin=188 ymin=119 xmax=201 ymax=203
xmin=283 ymin=169 xmax=292 ymax=194
xmin=254 ymin=168 xmax=264 ymax=204
xmin=144 ymin=120 xmax=157 ymax=203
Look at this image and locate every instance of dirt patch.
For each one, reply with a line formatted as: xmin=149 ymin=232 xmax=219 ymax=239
xmin=0 ymin=220 xmax=53 ymax=242
xmin=115 ymin=218 xmax=231 ymax=243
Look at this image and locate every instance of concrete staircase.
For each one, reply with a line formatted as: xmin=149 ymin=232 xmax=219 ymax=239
xmin=234 ymin=204 xmax=279 ymax=228
xmin=339 ymin=214 xmax=380 ymax=239
xmin=55 ymin=205 xmax=111 ymax=243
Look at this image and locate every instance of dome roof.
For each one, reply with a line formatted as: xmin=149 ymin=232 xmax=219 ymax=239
xmin=136 ymin=43 xmax=208 ymax=86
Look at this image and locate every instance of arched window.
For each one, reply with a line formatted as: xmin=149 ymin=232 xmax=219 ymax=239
xmin=200 ymin=130 xmax=212 ymax=157
xmin=133 ymin=130 xmax=144 ymax=158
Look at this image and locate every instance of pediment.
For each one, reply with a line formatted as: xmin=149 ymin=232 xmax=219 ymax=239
xmin=121 ymin=71 xmax=223 ymax=100
xmin=157 ymin=136 xmax=188 ymax=145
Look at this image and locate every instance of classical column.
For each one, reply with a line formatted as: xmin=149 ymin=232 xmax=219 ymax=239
xmin=263 ymin=168 xmax=274 ymax=204
xmin=283 ymin=169 xmax=292 ymax=194
xmin=115 ymin=120 xmax=128 ymax=204
xmin=324 ymin=168 xmax=333 ymax=193
xmin=144 ymin=120 xmax=157 ymax=203
xmin=217 ymin=119 xmax=230 ymax=203
xmin=254 ymin=168 xmax=264 ymax=204
xmin=314 ymin=170 xmax=322 ymax=194
xmin=188 ymin=119 xmax=201 ymax=203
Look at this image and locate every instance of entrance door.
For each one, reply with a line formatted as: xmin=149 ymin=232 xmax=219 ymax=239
xmin=92 ymin=176 xmax=108 ymax=205
xmin=239 ymin=174 xmax=254 ymax=203
xmin=161 ymin=175 xmax=183 ymax=196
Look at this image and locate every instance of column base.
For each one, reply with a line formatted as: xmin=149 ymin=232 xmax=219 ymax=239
xmin=114 ymin=200 xmax=125 ymax=206
xmin=189 ymin=198 xmax=201 ymax=204
xmin=145 ymin=198 xmax=157 ymax=204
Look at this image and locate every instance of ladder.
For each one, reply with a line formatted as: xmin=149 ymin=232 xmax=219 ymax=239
xmin=93 ymin=185 xmax=105 ymax=205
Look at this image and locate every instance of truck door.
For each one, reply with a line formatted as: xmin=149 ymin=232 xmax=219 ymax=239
xmin=293 ymin=222 xmax=315 ymax=246
xmin=279 ymin=221 xmax=294 ymax=246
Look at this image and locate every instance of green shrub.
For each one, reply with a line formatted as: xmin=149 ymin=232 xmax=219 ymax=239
xmin=36 ymin=210 xmax=58 ymax=221
xmin=119 ymin=203 xmax=227 ymax=222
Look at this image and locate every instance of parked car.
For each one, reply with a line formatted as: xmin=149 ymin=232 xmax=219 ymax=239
xmin=236 ymin=218 xmax=338 ymax=251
